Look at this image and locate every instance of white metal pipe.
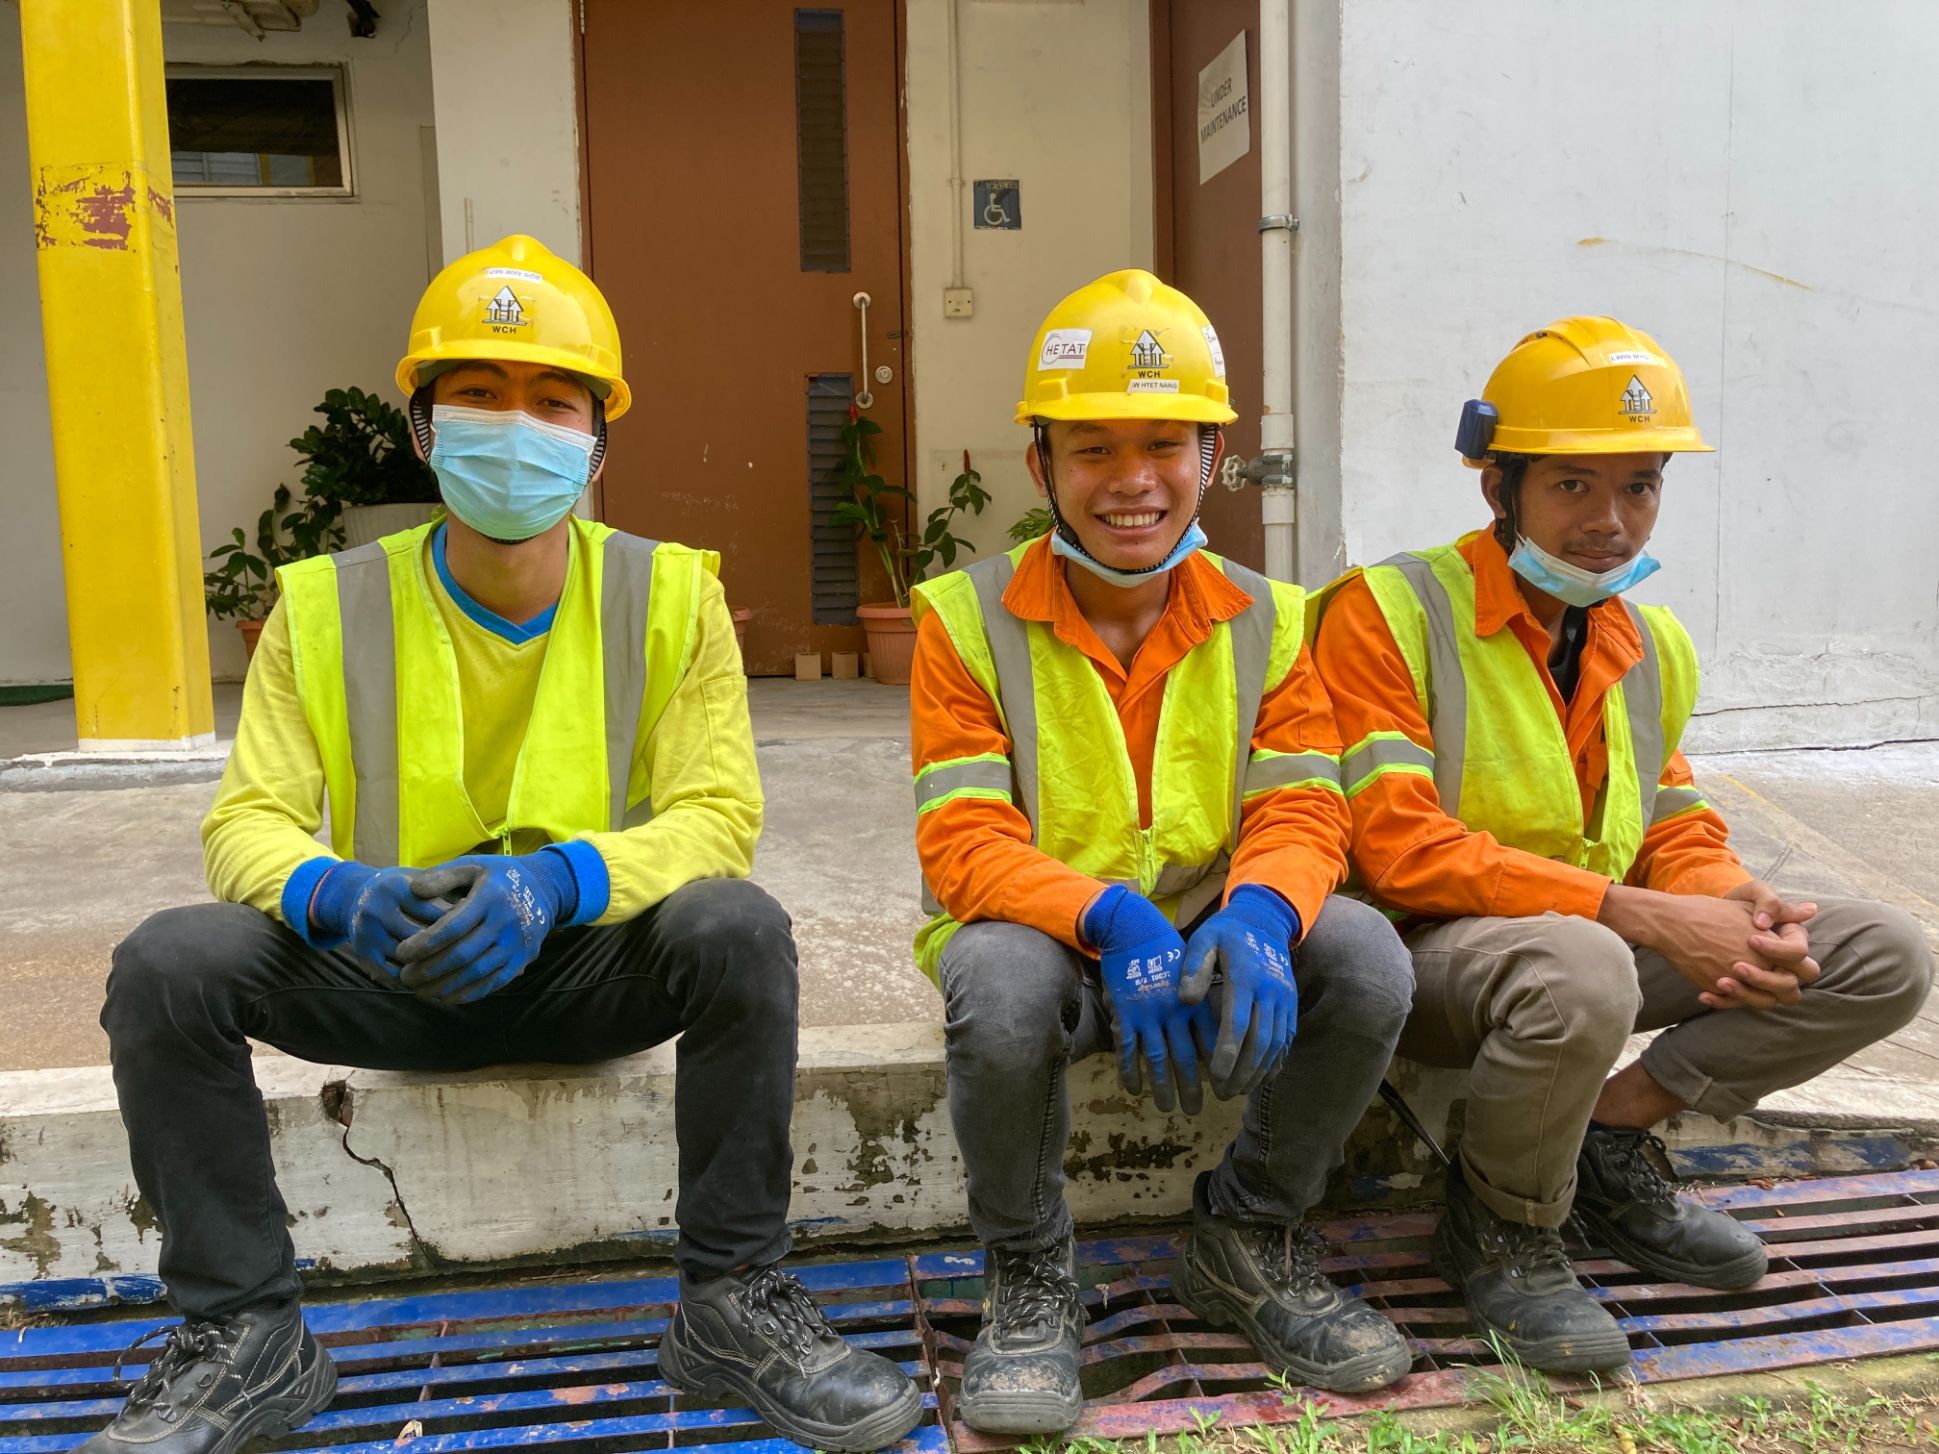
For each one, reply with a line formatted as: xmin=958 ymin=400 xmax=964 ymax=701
xmin=945 ymin=0 xmax=966 ymax=289
xmin=1257 ymin=0 xmax=1297 ymax=582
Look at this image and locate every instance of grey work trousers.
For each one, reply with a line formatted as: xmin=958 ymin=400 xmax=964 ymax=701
xmin=939 ymin=894 xmax=1414 ymax=1251
xmin=1398 ymin=897 xmax=1934 ymax=1228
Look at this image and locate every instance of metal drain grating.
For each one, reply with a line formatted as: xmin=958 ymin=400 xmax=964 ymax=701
xmin=5 ymin=1169 xmax=1939 ymax=1452
xmin=920 ymin=1168 xmax=1939 ymax=1449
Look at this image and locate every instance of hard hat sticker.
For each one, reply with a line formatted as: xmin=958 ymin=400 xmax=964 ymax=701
xmin=1127 ymin=378 xmax=1182 ymax=394
xmin=1606 ymin=350 xmax=1662 ymax=367
xmin=485 ymin=267 xmax=545 ymax=283
xmin=1038 ymin=328 xmax=1092 ymax=369
xmin=485 ymin=286 xmax=529 ymax=334
xmin=1619 ymin=376 xmax=1655 ymax=418
xmin=1202 ymin=325 xmax=1226 ymax=376
xmin=1127 ymin=329 xmax=1171 ymax=372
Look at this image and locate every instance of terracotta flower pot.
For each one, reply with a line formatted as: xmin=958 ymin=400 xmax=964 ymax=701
xmin=855 ymin=601 xmax=917 ymax=685
xmin=237 ymin=618 xmax=266 ymax=661
xmin=730 ymin=608 xmax=752 ymax=663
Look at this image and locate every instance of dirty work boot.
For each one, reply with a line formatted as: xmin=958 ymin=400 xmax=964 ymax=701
xmin=1433 ymin=1160 xmax=1630 ymax=1375
xmin=957 ymin=1236 xmax=1085 ymax=1435
xmin=1173 ymin=1204 xmax=1413 ymax=1393
xmin=82 ymin=1302 xmax=336 ymax=1453
xmin=1574 ymin=1124 xmax=1768 ymax=1291
xmin=658 ymin=1263 xmax=921 ymax=1452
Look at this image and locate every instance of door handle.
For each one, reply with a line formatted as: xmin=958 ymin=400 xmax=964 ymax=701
xmin=852 ymin=291 xmax=874 ymax=409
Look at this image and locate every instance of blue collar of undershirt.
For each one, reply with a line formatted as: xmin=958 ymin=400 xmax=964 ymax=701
xmin=430 ymin=523 xmax=557 ymax=645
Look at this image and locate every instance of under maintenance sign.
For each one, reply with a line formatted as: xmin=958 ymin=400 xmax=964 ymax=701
xmin=1197 ymin=31 xmax=1250 ymax=184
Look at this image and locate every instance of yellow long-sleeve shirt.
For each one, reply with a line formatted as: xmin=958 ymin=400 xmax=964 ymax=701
xmin=201 ymin=527 xmax=763 ymax=932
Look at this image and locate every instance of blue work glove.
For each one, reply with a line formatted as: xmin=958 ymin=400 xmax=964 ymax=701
xmin=1180 ymin=884 xmax=1302 ymax=1100
xmin=1084 ymin=885 xmax=1205 ymax=1116
xmin=309 ymin=862 xmax=449 ymax=983
xmin=392 ymin=850 xmax=579 ymax=1005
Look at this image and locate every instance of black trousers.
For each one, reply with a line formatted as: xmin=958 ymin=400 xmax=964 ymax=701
xmin=101 ymin=877 xmax=799 ymax=1318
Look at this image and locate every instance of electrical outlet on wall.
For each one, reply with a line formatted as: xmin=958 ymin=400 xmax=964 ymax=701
xmin=943 ymin=287 xmax=974 ymax=319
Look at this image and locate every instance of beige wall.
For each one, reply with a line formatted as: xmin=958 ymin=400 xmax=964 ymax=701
xmin=905 ymin=0 xmax=1154 ymax=555
xmin=0 ymin=2 xmax=437 ymax=685
xmin=425 ymin=0 xmax=580 ymax=268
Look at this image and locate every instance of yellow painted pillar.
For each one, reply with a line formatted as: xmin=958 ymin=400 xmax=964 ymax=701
xmin=19 ymin=0 xmax=214 ymax=750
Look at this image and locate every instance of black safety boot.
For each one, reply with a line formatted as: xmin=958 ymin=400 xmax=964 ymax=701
xmin=1574 ymin=1124 xmax=1768 ymax=1291
xmin=658 ymin=1263 xmax=922 ymax=1453
xmin=82 ymin=1302 xmax=336 ymax=1453
xmin=956 ymin=1236 xmax=1085 ymax=1436
xmin=1174 ymin=1201 xmax=1413 ymax=1393
xmin=1433 ymin=1160 xmax=1631 ymax=1375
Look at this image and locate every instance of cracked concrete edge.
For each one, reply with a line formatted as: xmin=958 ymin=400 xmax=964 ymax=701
xmin=7 ymin=1025 xmax=1939 ymax=1288
xmin=0 ymin=753 xmax=230 ymax=792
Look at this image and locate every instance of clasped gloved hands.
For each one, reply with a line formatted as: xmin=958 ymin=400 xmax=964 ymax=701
xmin=1180 ymin=884 xmax=1302 ymax=1100
xmin=312 ymin=851 xmax=577 ymax=1004
xmin=1084 ymin=884 xmax=1209 ymax=1116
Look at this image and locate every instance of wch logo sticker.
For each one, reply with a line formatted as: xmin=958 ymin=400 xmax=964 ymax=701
xmin=1128 ymin=328 xmax=1171 ymax=371
xmin=1619 ymin=375 xmax=1655 ymax=418
xmin=485 ymin=286 xmax=527 ymax=332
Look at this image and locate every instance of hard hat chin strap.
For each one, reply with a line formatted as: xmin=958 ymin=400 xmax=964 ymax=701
xmin=1033 ymin=421 xmax=1218 ymax=575
xmin=1490 ymin=452 xmax=1532 ymax=550
xmin=410 ymin=390 xmax=609 ymax=478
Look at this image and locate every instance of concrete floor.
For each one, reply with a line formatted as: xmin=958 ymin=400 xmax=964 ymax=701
xmin=2 ymin=682 xmax=1935 ymax=1087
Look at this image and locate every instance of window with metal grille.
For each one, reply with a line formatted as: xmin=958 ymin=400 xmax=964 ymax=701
xmin=808 ymin=375 xmax=860 ymax=623
xmin=794 ymin=10 xmax=850 ymax=271
xmin=165 ymin=66 xmax=351 ymax=196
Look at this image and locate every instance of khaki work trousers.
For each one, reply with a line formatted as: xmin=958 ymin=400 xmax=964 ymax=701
xmin=1397 ymin=898 xmax=1934 ymax=1228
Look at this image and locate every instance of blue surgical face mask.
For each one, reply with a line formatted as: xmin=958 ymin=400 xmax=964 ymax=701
xmin=428 ymin=405 xmax=595 ymax=542
xmin=1051 ymin=518 xmax=1209 ymax=589
xmin=1507 ymin=534 xmax=1660 ymax=607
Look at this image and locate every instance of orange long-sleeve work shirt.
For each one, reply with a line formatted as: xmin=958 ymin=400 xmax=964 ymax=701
xmin=1312 ymin=529 xmax=1749 ymax=922
xmin=911 ymin=541 xmax=1352 ymax=951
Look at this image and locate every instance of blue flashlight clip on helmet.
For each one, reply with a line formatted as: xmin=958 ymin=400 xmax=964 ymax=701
xmin=1455 ymin=399 xmax=1498 ymax=462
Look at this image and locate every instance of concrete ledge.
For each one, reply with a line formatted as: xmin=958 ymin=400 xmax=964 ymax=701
xmin=0 ymin=747 xmax=230 ymax=792
xmin=6 ymin=1026 xmax=1939 ymax=1296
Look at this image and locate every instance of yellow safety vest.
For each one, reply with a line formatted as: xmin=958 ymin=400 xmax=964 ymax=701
xmin=908 ymin=542 xmax=1328 ymax=983
xmin=276 ymin=517 xmax=714 ymax=867
xmin=1345 ymin=537 xmax=1700 ymax=887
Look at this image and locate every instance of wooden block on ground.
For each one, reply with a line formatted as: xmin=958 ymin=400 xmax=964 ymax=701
xmin=794 ymin=652 xmax=822 ymax=681
xmin=830 ymin=652 xmax=860 ymax=680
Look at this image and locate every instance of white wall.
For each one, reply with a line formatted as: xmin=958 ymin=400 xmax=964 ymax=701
xmin=906 ymin=0 xmax=1154 ymax=552
xmin=424 ymin=0 xmax=579 ymax=268
xmin=0 ymin=2 xmax=438 ymax=684
xmin=1324 ymin=0 xmax=1939 ymax=751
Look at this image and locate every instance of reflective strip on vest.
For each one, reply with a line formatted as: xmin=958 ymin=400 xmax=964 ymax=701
xmin=335 ymin=542 xmax=398 ymax=865
xmin=335 ymin=532 xmax=659 ymax=863
xmin=1340 ymin=731 xmax=1435 ymax=797
xmin=914 ymin=753 xmax=1014 ymax=814
xmin=1373 ymin=553 xmax=1668 ymax=828
xmin=1222 ymin=560 xmax=1280 ymax=842
xmin=599 ymin=534 xmax=658 ymax=830
xmin=968 ymin=555 xmax=1038 ymax=827
xmin=1651 ymin=784 xmax=1707 ymax=823
xmin=1244 ymin=748 xmax=1343 ymax=799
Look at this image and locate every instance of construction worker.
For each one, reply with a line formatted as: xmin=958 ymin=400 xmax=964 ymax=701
xmin=86 ymin=236 xmax=921 ymax=1454
xmin=1313 ymin=316 xmax=1934 ymax=1374
xmin=909 ymin=270 xmax=1417 ymax=1435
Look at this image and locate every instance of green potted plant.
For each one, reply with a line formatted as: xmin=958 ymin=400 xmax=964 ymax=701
xmin=290 ymin=386 xmax=439 ymax=546
xmin=204 ymin=484 xmax=345 ymax=660
xmin=829 ymin=413 xmax=989 ymax=684
xmin=1009 ymin=504 xmax=1053 ymax=544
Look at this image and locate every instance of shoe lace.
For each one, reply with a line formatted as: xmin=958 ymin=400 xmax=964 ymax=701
xmin=989 ymin=1245 xmax=1080 ymax=1336
xmin=114 ymin=1320 xmax=233 ymax=1409
xmin=1489 ymin=1217 xmax=1577 ymax=1282
xmin=739 ymin=1265 xmax=833 ymax=1360
xmin=1238 ymin=1221 xmax=1326 ymax=1294
xmin=1600 ymin=1128 xmax=1679 ymax=1210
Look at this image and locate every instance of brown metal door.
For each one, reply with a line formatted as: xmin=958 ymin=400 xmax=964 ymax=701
xmin=582 ymin=1 xmax=908 ymax=673
xmin=1155 ymin=0 xmax=1264 ymax=569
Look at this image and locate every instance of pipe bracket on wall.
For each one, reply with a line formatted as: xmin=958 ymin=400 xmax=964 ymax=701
xmin=1257 ymin=214 xmax=1300 ymax=234
xmin=1222 ymin=448 xmax=1297 ymax=491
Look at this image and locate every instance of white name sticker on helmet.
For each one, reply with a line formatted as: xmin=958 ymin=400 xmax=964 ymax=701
xmin=486 ymin=267 xmax=545 ymax=283
xmin=1202 ymin=325 xmax=1226 ymax=375
xmin=1127 ymin=378 xmax=1182 ymax=393
xmin=1038 ymin=328 xmax=1093 ymax=369
xmin=1606 ymin=350 xmax=1662 ymax=366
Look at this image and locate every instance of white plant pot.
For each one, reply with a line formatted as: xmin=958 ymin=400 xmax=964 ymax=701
xmin=340 ymin=502 xmax=438 ymax=548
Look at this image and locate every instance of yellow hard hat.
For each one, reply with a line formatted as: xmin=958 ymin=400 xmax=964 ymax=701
xmin=395 ymin=234 xmax=631 ymax=421
xmin=1016 ymin=269 xmax=1237 ymax=426
xmin=1456 ymin=315 xmax=1711 ymax=466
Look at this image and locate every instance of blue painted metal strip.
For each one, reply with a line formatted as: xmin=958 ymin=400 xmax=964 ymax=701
xmin=1690 ymin=1167 xmax=1939 ymax=1209
xmin=1631 ymin=1313 xmax=1939 ymax=1382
